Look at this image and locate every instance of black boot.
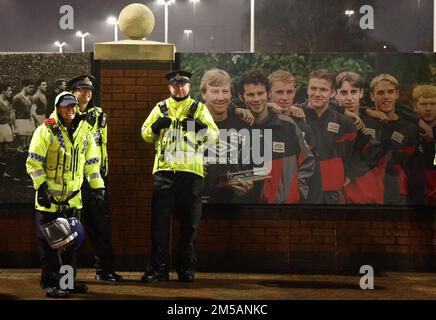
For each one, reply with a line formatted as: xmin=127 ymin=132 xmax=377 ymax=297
xmin=177 ymin=269 xmax=195 ymax=283
xmin=45 ymin=286 xmax=70 ymax=298
xmin=141 ymin=265 xmax=169 ymax=283
xmin=95 ymin=270 xmax=123 ymax=282
xmin=68 ymin=282 xmax=88 ymax=294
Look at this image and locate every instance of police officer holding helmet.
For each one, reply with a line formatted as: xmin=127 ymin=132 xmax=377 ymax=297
xmin=26 ymin=91 xmax=105 ymax=298
xmin=141 ymin=70 xmax=219 ymax=283
xmin=68 ymin=75 xmax=123 ymax=282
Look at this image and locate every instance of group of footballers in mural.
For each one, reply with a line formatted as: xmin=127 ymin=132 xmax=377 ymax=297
xmin=1 ymin=68 xmax=435 ymax=205
xmin=200 ymin=68 xmax=436 ymax=206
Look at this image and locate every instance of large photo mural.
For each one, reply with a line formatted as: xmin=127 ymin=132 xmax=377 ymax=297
xmin=1 ymin=52 xmax=435 ymax=206
xmin=180 ymin=52 xmax=436 ymax=205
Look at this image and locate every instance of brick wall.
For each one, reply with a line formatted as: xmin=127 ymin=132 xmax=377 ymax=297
xmin=197 ymin=206 xmax=436 ymax=273
xmin=0 ymin=204 xmax=435 ymax=272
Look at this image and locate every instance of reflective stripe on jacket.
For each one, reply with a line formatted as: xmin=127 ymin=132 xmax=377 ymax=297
xmin=78 ymin=105 xmax=108 ymax=177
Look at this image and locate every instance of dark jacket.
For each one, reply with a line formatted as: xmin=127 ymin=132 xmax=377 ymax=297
xmin=249 ymin=109 xmax=316 ymax=204
xmin=299 ymin=101 xmax=357 ymax=204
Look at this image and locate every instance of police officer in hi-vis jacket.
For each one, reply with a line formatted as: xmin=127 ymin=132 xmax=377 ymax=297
xmin=141 ymin=70 xmax=219 ymax=283
xmin=26 ymin=91 xmax=105 ymax=298
xmin=67 ymin=75 xmax=123 ymax=282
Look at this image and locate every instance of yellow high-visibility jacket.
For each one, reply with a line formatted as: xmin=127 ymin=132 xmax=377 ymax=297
xmin=141 ymin=96 xmax=219 ymax=177
xmin=26 ymin=110 xmax=104 ymax=212
xmin=78 ymin=104 xmax=108 ymax=177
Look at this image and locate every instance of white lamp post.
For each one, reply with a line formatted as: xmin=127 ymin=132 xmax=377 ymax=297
xmin=434 ymin=0 xmax=436 ymax=52
xmin=189 ymin=0 xmax=200 ymax=13
xmin=54 ymin=41 xmax=66 ymax=54
xmin=345 ymin=9 xmax=355 ymax=29
xmin=250 ymin=0 xmax=255 ymax=53
xmin=184 ymin=29 xmax=193 ymax=51
xmin=107 ymin=16 xmax=119 ymax=41
xmin=157 ymin=0 xmax=176 ymax=43
xmin=76 ymin=31 xmax=89 ymax=53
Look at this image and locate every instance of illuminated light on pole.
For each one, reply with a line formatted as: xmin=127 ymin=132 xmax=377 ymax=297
xmin=76 ymin=31 xmax=89 ymax=53
xmin=184 ymin=29 xmax=193 ymax=51
xmin=107 ymin=16 xmax=119 ymax=41
xmin=345 ymin=10 xmax=355 ymax=17
xmin=54 ymin=41 xmax=66 ymax=53
xmin=157 ymin=0 xmax=176 ymax=43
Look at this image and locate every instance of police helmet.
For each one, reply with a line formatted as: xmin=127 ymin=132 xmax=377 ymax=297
xmin=40 ymin=217 xmax=85 ymax=251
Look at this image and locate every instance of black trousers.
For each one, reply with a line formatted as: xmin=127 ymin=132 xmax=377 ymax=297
xmin=81 ymin=177 xmax=114 ymax=271
xmin=35 ymin=209 xmax=80 ymax=289
xmin=150 ymin=171 xmax=203 ymax=272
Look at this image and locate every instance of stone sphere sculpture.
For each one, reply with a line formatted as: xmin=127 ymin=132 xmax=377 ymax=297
xmin=118 ymin=3 xmax=155 ymax=40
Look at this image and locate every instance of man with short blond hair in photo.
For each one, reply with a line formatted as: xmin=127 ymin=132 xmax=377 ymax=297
xmin=369 ymin=74 xmax=420 ymax=204
xmin=267 ymin=70 xmax=297 ymax=116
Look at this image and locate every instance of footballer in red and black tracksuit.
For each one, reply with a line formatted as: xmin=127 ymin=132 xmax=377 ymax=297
xmin=409 ymin=126 xmax=436 ymax=205
xmin=299 ymin=101 xmax=357 ymax=204
xmin=344 ymin=114 xmax=389 ymax=204
xmin=381 ymin=117 xmax=420 ymax=205
xmin=249 ymin=108 xmax=316 ymax=204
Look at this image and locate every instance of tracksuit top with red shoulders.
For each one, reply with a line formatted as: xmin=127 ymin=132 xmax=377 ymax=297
xmin=250 ymin=109 xmax=316 ymax=204
xmin=382 ymin=117 xmax=420 ymax=205
xmin=300 ymin=102 xmax=357 ymax=203
xmin=409 ymin=126 xmax=436 ymax=205
xmin=344 ymin=114 xmax=390 ymax=204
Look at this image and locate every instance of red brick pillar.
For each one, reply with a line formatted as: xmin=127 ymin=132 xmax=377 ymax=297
xmin=94 ymin=41 xmax=175 ymax=269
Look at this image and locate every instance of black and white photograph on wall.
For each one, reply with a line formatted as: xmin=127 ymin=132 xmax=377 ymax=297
xmin=0 ymin=53 xmax=92 ymax=203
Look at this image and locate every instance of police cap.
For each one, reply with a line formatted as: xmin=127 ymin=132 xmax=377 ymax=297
xmin=165 ymin=70 xmax=192 ymax=85
xmin=55 ymin=92 xmax=78 ymax=107
xmin=67 ymin=74 xmax=95 ymax=91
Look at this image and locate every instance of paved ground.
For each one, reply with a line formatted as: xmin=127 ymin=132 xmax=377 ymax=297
xmin=0 ymin=269 xmax=435 ymax=300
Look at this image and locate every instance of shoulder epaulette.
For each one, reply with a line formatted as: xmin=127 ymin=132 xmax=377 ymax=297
xmin=158 ymin=101 xmax=169 ymax=117
xmin=188 ymin=100 xmax=199 ymax=119
xmin=85 ymin=109 xmax=97 ymax=127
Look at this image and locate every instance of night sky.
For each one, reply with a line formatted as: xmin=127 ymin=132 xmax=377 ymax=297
xmin=0 ymin=0 xmax=244 ymax=53
xmin=0 ymin=0 xmax=433 ymax=53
